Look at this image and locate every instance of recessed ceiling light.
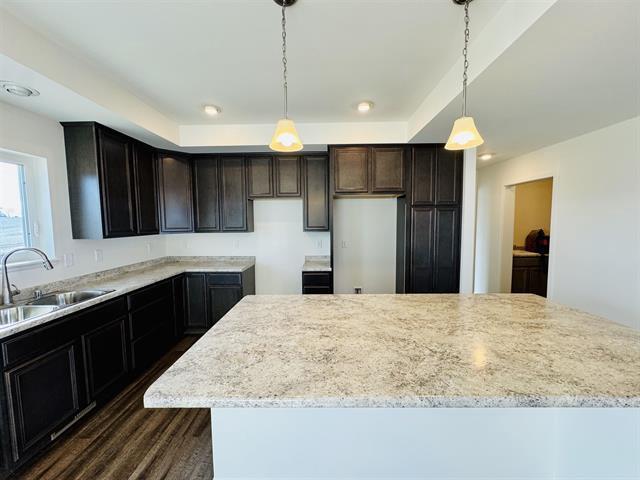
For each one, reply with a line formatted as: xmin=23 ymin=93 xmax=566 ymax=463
xmin=479 ymin=153 xmax=493 ymax=161
xmin=1 ymin=81 xmax=40 ymax=97
xmin=357 ymin=101 xmax=374 ymax=113
xmin=204 ymin=105 xmax=221 ymax=116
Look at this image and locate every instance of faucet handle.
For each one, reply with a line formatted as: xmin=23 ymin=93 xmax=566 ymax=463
xmin=10 ymin=284 xmax=20 ymax=295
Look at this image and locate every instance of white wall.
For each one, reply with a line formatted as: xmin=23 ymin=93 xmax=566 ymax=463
xmin=475 ymin=117 xmax=640 ymax=329
xmin=333 ymin=198 xmax=396 ymax=294
xmin=0 ymin=100 xmax=166 ymax=289
xmin=164 ymin=199 xmax=329 ymax=294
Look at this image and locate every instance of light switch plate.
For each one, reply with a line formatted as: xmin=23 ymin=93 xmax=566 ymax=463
xmin=94 ymin=249 xmax=103 ymax=263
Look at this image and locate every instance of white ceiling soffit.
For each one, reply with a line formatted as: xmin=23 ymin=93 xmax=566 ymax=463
xmin=412 ymin=0 xmax=640 ymax=165
xmin=5 ymin=0 xmax=629 ymax=156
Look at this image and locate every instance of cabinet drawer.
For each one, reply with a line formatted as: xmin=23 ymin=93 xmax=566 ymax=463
xmin=129 ymin=298 xmax=171 ymax=340
xmin=127 ymin=281 xmax=171 ymax=311
xmin=303 ymin=286 xmax=332 ymax=295
xmin=207 ymin=273 xmax=242 ymax=286
xmin=302 ymin=272 xmax=332 ymax=287
xmin=2 ymin=298 xmax=126 ymax=368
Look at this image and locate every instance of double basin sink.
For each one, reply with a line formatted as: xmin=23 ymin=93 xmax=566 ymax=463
xmin=0 ymin=289 xmax=114 ymax=328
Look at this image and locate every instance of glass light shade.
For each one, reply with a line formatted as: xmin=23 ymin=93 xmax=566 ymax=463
xmin=269 ymin=119 xmax=303 ymax=152
xmin=445 ymin=116 xmax=484 ymax=151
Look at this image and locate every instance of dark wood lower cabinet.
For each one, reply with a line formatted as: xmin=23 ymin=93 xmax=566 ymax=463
xmin=81 ymin=316 xmax=128 ymax=401
xmin=0 ymin=274 xmax=193 ymax=478
xmin=185 ymin=267 xmax=255 ymax=334
xmin=512 ymin=255 xmax=548 ymax=297
xmin=4 ymin=341 xmax=84 ymax=464
xmin=302 ymin=271 xmax=333 ymax=294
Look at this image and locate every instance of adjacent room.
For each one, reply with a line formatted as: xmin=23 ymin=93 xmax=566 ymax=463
xmin=0 ymin=1 xmax=638 ymax=479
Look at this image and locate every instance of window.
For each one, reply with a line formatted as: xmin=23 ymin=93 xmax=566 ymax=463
xmin=0 ymin=160 xmax=31 ymax=256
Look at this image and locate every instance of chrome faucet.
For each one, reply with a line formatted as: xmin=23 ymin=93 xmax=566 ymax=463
xmin=1 ymin=247 xmax=54 ymax=306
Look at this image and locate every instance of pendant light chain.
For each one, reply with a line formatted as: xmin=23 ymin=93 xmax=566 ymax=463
xmin=281 ymin=0 xmax=288 ymax=119
xmin=462 ymin=0 xmax=470 ymax=117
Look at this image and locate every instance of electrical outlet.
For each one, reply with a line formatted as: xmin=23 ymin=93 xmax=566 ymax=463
xmin=354 ymin=287 xmax=362 ymax=294
xmin=341 ymin=240 xmax=347 ymax=248
xmin=316 ymin=239 xmax=323 ymax=249
xmin=94 ymin=249 xmax=103 ymax=263
xmin=234 ymin=239 xmax=240 ymax=249
xmin=63 ymin=253 xmax=74 ymax=268
xmin=146 ymin=242 xmax=152 ymax=255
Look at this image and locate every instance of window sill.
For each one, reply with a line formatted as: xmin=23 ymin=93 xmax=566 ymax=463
xmin=2 ymin=258 xmax=61 ymax=272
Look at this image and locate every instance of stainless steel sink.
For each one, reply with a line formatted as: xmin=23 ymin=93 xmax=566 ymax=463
xmin=0 ymin=305 xmax=59 ymax=326
xmin=28 ymin=289 xmax=114 ymax=307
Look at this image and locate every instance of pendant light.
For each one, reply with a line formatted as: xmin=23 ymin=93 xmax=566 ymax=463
xmin=445 ymin=0 xmax=484 ymax=151
xmin=270 ymin=0 xmax=303 ymax=152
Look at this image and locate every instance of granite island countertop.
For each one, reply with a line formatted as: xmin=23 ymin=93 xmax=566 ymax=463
xmin=144 ymin=294 xmax=640 ymax=409
xmin=0 ymin=256 xmax=255 ymax=339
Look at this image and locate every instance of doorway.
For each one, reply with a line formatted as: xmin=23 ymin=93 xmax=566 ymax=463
xmin=510 ymin=178 xmax=553 ymax=297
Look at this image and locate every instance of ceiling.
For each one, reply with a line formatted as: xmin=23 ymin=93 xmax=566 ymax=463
xmin=0 ymin=0 xmax=505 ymax=124
xmin=0 ymin=0 xmax=638 ymax=162
xmin=413 ymin=0 xmax=640 ymax=165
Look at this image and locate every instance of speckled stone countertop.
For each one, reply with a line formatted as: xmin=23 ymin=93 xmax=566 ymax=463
xmin=144 ymin=294 xmax=640 ymax=409
xmin=302 ymin=255 xmax=332 ymax=272
xmin=0 ymin=256 xmax=254 ymax=339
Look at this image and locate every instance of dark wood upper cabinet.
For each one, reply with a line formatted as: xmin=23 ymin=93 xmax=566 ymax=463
xmin=96 ymin=128 xmax=137 ymax=237
xmin=370 ymin=147 xmax=405 ymax=193
xmin=192 ymin=157 xmax=220 ymax=232
xmin=435 ymin=148 xmax=463 ymax=205
xmin=275 ymin=156 xmax=301 ymax=197
xmin=157 ymin=153 xmax=194 ymax=233
xmin=132 ymin=143 xmax=159 ymax=235
xmin=303 ymin=155 xmax=329 ymax=231
xmin=333 ymin=147 xmax=369 ymax=193
xmin=62 ymin=122 xmax=142 ymax=239
xmin=411 ymin=146 xmax=436 ymax=205
xmin=220 ymin=156 xmax=253 ymax=232
xmin=247 ymin=156 xmax=274 ymax=198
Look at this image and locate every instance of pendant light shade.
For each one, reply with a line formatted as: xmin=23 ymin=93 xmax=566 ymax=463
xmin=445 ymin=116 xmax=484 ymax=150
xmin=270 ymin=119 xmax=303 ymax=152
xmin=446 ymin=0 xmax=484 ymax=151
xmin=270 ymin=0 xmax=303 ymax=152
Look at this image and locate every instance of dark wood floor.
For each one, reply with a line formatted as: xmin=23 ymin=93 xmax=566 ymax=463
xmin=12 ymin=337 xmax=213 ymax=480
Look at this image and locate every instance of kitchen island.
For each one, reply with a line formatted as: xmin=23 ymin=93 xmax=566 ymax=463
xmin=144 ymin=294 xmax=640 ymax=479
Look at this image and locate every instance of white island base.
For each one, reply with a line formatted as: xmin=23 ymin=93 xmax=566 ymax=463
xmin=211 ymin=407 xmax=640 ymax=480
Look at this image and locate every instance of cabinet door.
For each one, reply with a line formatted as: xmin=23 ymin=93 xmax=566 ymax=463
xmin=411 ymin=146 xmax=436 ymax=206
xmin=185 ymin=273 xmax=208 ymax=333
xmin=433 ymin=207 xmax=460 ymax=293
xmin=333 ymin=147 xmax=369 ymax=193
xmin=158 ymin=154 xmax=194 ymax=233
xmin=207 ymin=286 xmax=242 ymax=327
xmin=275 ymin=156 xmax=301 ymax=197
xmin=193 ymin=157 xmax=220 ymax=232
xmin=410 ymin=207 xmax=435 ymax=293
xmin=371 ymin=147 xmax=404 ymax=193
xmin=133 ymin=143 xmax=159 ymax=235
xmin=303 ymin=155 xmax=329 ymax=231
xmin=97 ymin=128 xmax=137 ymax=237
xmin=220 ymin=156 xmax=252 ymax=231
xmin=172 ymin=275 xmax=186 ymax=339
xmin=82 ymin=316 xmax=129 ymax=401
xmin=247 ymin=156 xmax=273 ymax=198
xmin=5 ymin=342 xmax=84 ymax=462
xmin=435 ymin=149 xmax=463 ymax=205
